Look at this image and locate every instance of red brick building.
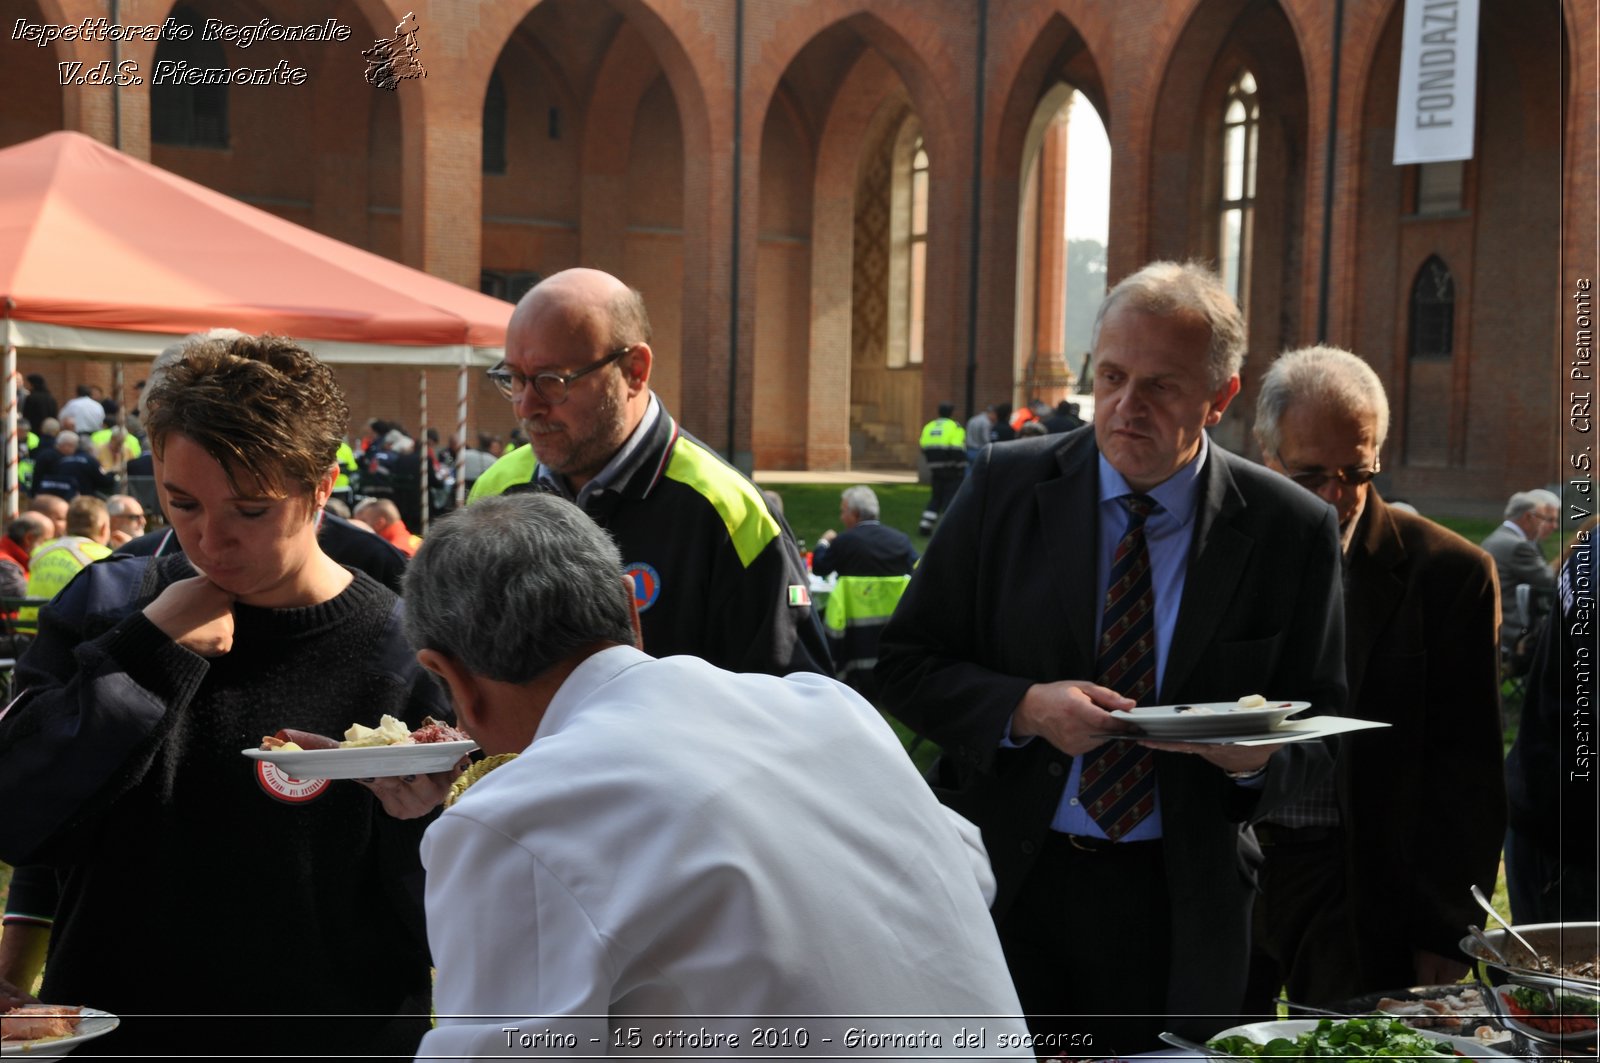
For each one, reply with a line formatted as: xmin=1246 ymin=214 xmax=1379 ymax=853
xmin=2 ymin=0 xmax=1590 ymax=510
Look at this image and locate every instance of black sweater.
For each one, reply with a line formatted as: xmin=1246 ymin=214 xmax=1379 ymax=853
xmin=0 ymin=554 xmax=448 ymax=1055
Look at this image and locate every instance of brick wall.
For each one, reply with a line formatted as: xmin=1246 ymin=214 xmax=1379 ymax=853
xmin=0 ymin=0 xmax=1587 ymax=504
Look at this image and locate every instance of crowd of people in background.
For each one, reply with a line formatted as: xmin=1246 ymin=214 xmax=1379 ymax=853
xmin=9 ymin=370 xmax=524 ymax=566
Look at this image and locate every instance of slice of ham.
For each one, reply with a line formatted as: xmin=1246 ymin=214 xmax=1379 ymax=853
xmin=2 ymin=1004 xmax=82 ymax=1041
xmin=411 ymin=717 xmax=468 ymax=744
xmin=260 ymin=728 xmax=341 ymax=751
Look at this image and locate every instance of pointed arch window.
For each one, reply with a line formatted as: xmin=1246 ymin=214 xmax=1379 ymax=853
xmin=887 ymin=117 xmax=928 ymax=369
xmin=1408 ymin=256 xmax=1455 ymax=359
xmin=1218 ymin=69 xmax=1259 ymax=308
xmin=482 ymin=71 xmax=508 ymax=174
xmin=907 ymin=138 xmax=929 ymax=365
xmin=150 ymin=5 xmax=228 ymax=147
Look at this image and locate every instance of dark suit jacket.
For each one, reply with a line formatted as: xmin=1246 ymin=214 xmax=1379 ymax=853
xmin=877 ymin=426 xmax=1346 ymax=1017
xmin=1335 ymin=492 xmax=1505 ymax=976
xmin=1481 ymin=524 xmax=1555 ymax=643
xmin=811 ymin=521 xmax=919 ymax=578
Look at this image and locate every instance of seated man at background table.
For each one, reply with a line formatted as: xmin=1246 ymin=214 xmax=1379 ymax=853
xmin=0 ymin=512 xmax=51 ymax=599
xmin=812 ymin=485 xmax=919 ymax=578
xmin=1481 ymin=488 xmax=1561 ymax=672
xmin=1243 ymin=344 xmax=1504 ymax=1012
xmin=401 ymin=493 xmax=1030 ymax=1058
xmin=353 ymin=497 xmax=422 ymax=557
xmin=104 ymin=494 xmax=147 ymax=548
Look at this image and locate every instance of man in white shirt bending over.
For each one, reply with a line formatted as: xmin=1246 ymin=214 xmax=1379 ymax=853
xmin=400 ymin=493 xmax=1030 ymax=1060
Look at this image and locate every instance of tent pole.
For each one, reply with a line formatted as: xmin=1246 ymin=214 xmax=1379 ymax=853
xmin=4 ymin=313 xmax=16 ymax=522
xmin=455 ymin=351 xmax=467 ymax=508
xmin=419 ymin=369 xmax=429 ymax=536
xmin=113 ymin=360 xmax=126 ymax=493
xmin=4 ymin=342 xmax=16 ymax=521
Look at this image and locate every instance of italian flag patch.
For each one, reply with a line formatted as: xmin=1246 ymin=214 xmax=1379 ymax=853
xmin=787 ymin=584 xmax=811 ymax=607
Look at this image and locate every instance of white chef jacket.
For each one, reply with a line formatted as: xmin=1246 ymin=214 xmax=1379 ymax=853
xmin=417 ymin=645 xmax=1030 ymax=1060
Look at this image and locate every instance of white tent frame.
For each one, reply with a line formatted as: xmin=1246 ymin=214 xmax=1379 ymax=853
xmin=3 ymin=316 xmax=501 ymax=523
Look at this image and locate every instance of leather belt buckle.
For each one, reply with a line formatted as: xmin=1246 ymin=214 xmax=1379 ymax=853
xmin=1065 ymin=833 xmax=1110 ymax=853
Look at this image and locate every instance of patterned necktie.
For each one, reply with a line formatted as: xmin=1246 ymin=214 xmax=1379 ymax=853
xmin=1079 ymin=493 xmax=1158 ymax=840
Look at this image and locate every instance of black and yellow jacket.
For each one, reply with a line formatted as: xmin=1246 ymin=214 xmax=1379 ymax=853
xmin=470 ymin=403 xmax=831 ymax=677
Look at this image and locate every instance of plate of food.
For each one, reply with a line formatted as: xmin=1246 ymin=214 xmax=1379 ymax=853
xmin=1 ymin=1005 xmax=119 ymax=1056
xmin=1206 ymin=1016 xmax=1509 ymax=1061
xmin=1487 ymin=980 xmax=1599 ymax=1047
xmin=241 ymin=715 xmax=476 ymax=781
xmin=1325 ymin=983 xmax=1505 ymax=1042
xmin=1111 ymin=696 xmax=1310 ymax=739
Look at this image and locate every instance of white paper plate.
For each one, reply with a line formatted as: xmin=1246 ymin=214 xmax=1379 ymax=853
xmin=241 ymin=740 xmax=476 ymax=781
xmin=1209 ymin=1019 xmax=1509 ymax=1061
xmin=1 ymin=1007 xmax=120 ymax=1056
xmin=1112 ymin=700 xmax=1310 ymax=738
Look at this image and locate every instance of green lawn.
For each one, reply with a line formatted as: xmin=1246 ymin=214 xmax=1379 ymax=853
xmin=761 ymin=481 xmax=1507 ymax=554
xmin=761 ymin=482 xmax=934 ymax=555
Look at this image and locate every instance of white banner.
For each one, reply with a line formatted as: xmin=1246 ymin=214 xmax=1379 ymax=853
xmin=1393 ymin=0 xmax=1479 ymax=164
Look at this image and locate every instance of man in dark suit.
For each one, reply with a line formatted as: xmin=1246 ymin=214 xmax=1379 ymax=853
xmin=812 ymin=485 xmax=918 ymax=578
xmin=1042 ymin=400 xmax=1085 ymax=434
xmin=877 ymin=261 xmax=1345 ymax=1053
xmin=29 ymin=431 xmax=114 ymax=502
xmin=1481 ymin=489 xmax=1560 ymax=664
xmin=1243 ymin=345 xmax=1504 ymax=1012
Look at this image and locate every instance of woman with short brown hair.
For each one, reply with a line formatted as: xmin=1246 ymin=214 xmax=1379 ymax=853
xmin=0 ymin=334 xmax=454 ymax=1055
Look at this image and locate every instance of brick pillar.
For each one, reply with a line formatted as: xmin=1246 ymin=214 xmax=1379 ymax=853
xmin=1026 ymin=107 xmax=1074 ymax=404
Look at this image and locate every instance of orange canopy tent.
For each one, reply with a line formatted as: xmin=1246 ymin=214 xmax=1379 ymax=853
xmin=0 ymin=130 xmax=513 ymax=518
xmin=0 ymin=130 xmax=510 ymax=361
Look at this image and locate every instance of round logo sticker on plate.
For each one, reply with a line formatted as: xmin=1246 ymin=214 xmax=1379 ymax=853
xmin=256 ymin=759 xmax=331 ymax=804
xmin=624 ymin=561 xmax=661 ymax=613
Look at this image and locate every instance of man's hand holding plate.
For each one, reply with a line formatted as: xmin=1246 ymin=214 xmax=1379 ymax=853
xmin=1011 ymin=680 xmax=1136 ymax=756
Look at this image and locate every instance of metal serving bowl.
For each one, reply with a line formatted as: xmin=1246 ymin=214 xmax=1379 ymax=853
xmin=1459 ymin=922 xmax=1600 ymax=990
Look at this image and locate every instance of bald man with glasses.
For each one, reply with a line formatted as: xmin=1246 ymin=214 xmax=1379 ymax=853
xmin=105 ymin=495 xmax=147 ymax=548
xmin=1244 ymin=345 xmax=1504 ymax=1013
xmin=470 ymin=268 xmax=829 ymax=678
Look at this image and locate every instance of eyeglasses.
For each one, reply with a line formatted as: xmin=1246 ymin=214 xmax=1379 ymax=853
xmin=486 ymin=346 xmax=633 ymax=405
xmin=1280 ymin=457 xmax=1381 ymax=492
xmin=114 ymin=512 xmax=146 ymax=523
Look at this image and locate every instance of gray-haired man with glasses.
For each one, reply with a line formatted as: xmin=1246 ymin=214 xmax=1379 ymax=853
xmin=470 ymin=267 xmax=830 ymax=678
xmin=1244 ymin=344 xmax=1504 ymax=1014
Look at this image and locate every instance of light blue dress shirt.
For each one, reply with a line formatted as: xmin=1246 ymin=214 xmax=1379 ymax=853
xmin=1048 ymin=435 xmax=1209 ymax=840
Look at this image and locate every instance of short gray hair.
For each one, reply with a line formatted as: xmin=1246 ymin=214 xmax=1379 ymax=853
xmin=1506 ymin=489 xmax=1561 ymax=519
xmin=403 ymin=493 xmax=636 ymax=683
xmin=1255 ymin=345 xmax=1391 ymax=456
xmin=840 ymin=485 xmax=880 ymax=521
xmin=1093 ymin=260 xmax=1246 ymax=388
xmin=106 ymin=494 xmax=141 ymax=518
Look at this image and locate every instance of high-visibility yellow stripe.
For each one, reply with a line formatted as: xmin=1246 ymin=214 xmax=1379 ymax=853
xmin=468 ymin=445 xmax=538 ymax=503
xmin=823 ymin=575 xmax=911 ymax=634
xmin=21 ymin=539 xmax=111 ymax=626
xmin=663 ymin=436 xmax=777 ymax=569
